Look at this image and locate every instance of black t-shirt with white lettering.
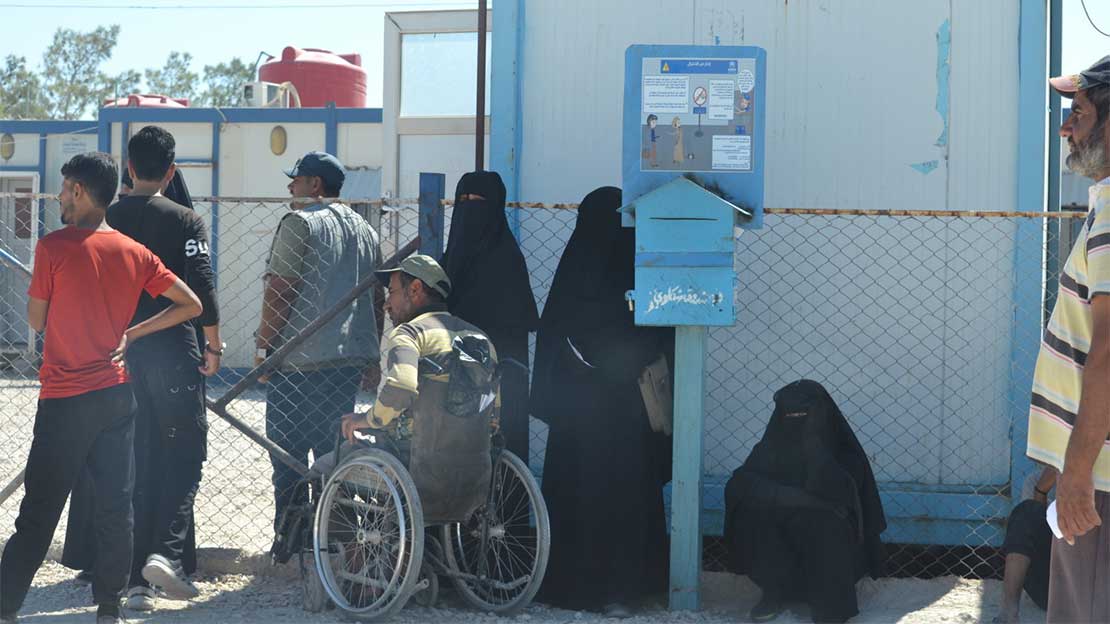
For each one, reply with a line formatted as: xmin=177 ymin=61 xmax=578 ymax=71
xmin=107 ymin=194 xmax=219 ymax=362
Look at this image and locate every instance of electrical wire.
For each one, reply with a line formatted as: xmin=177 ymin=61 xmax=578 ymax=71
xmin=0 ymin=1 xmax=477 ymax=8
xmin=1081 ymin=0 xmax=1110 ymax=38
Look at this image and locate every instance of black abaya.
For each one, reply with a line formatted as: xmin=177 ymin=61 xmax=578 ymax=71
xmin=531 ymin=186 xmax=674 ymax=611
xmin=442 ymin=171 xmax=538 ymax=461
xmin=724 ymin=380 xmax=886 ymax=623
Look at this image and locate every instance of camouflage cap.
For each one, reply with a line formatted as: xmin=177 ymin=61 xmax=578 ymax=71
xmin=375 ymin=254 xmax=452 ymax=298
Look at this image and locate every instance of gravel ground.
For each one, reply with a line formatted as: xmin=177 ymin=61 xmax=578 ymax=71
xmin=0 ymin=377 xmax=1049 ymax=623
xmin=14 ymin=561 xmax=1046 ymax=624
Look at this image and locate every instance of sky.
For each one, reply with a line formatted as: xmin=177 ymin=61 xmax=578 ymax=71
xmin=1064 ymin=0 xmax=1110 ymax=75
xmin=1 ymin=0 xmax=1109 ymax=110
xmin=0 ymin=0 xmax=482 ymax=108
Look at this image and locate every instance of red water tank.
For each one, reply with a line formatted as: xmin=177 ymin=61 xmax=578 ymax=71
xmin=259 ymin=47 xmax=367 ymax=108
xmin=103 ymin=94 xmax=189 ymax=108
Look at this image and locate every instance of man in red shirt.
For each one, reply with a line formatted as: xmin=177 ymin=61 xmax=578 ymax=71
xmin=0 ymin=152 xmax=202 ymax=624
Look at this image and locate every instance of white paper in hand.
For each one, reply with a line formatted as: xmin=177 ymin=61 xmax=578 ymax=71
xmin=1047 ymin=500 xmax=1064 ymax=540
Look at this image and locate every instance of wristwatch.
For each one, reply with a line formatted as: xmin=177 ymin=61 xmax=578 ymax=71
xmin=206 ymin=342 xmax=227 ymax=357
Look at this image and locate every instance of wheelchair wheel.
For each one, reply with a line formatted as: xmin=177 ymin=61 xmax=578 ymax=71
xmin=442 ymin=450 xmax=549 ymax=614
xmin=313 ymin=448 xmax=425 ymax=621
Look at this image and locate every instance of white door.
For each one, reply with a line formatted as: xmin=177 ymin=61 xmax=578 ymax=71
xmin=0 ymin=176 xmax=37 ymax=353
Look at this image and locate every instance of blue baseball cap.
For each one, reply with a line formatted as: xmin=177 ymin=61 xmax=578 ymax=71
xmin=283 ymin=151 xmax=346 ymax=190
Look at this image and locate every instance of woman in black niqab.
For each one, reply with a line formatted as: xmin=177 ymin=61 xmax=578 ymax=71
xmin=724 ymin=379 xmax=886 ymax=623
xmin=531 ymin=186 xmax=675 ymax=613
xmin=441 ymin=171 xmax=538 ymax=461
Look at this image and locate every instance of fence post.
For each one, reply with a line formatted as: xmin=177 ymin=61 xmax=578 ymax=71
xmin=419 ymin=173 xmax=446 ymax=260
xmin=669 ymin=325 xmax=707 ymax=611
xmin=1009 ymin=0 xmax=1048 ymax=508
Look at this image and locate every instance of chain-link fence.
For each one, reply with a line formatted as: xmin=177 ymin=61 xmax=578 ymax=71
xmin=0 ymin=191 xmax=1089 ymax=582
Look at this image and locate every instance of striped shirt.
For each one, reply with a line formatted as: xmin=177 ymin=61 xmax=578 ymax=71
xmin=370 ymin=305 xmax=498 ymax=428
xmin=1028 ymin=177 xmax=1110 ymax=491
xmin=368 ymin=304 xmax=499 ymax=523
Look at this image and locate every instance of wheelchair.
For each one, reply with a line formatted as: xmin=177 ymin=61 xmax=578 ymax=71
xmin=274 ymin=418 xmax=550 ymax=621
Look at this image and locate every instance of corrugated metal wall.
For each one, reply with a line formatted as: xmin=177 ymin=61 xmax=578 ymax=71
xmin=515 ymin=0 xmax=1021 ymax=487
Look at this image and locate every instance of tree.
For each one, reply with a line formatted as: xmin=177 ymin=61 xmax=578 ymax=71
xmin=99 ymin=69 xmax=142 ymax=107
xmin=198 ymin=57 xmax=255 ymax=107
xmin=0 ymin=55 xmax=48 ymax=119
xmin=144 ymin=52 xmax=198 ymax=103
xmin=41 ymin=25 xmax=122 ymax=120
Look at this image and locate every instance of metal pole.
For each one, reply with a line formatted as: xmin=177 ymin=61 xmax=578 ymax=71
xmin=418 ymin=173 xmax=447 ymax=259
xmin=1045 ymin=0 xmax=1064 ymax=325
xmin=475 ymin=0 xmax=488 ymax=170
xmin=0 ymin=248 xmax=31 ymax=279
xmin=669 ymin=326 xmax=707 ymax=611
xmin=211 ymin=237 xmax=420 ymax=414
xmin=0 ymin=237 xmax=421 ymax=505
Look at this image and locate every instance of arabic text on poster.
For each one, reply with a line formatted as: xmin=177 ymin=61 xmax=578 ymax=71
xmin=643 ymin=75 xmax=689 ymax=114
xmin=712 ymin=135 xmax=751 ymax=171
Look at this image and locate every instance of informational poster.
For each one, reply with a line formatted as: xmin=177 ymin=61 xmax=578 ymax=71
xmin=61 ymin=136 xmax=93 ymax=159
xmin=639 ymin=56 xmax=757 ymax=173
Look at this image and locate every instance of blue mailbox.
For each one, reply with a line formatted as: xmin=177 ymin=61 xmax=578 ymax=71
xmin=620 ymin=44 xmax=766 ymax=612
xmin=621 ymin=177 xmax=751 ymax=326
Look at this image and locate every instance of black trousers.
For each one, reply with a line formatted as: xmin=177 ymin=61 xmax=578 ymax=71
xmin=265 ymin=366 xmax=361 ymax=533
xmin=1003 ymin=499 xmax=1051 ymax=610
xmin=63 ymin=357 xmax=206 ymax=585
xmin=129 ymin=357 xmax=206 ymax=584
xmin=0 ymin=384 xmax=135 ymax=615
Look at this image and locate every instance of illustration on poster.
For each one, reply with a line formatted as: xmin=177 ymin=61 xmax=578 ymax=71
xmin=645 ymin=114 xmax=659 ymax=168
xmin=640 ymin=56 xmax=756 ymax=173
xmin=693 ymin=86 xmax=708 ymax=107
xmin=736 ymin=92 xmax=751 ymax=114
xmin=671 ymin=117 xmax=685 ymax=164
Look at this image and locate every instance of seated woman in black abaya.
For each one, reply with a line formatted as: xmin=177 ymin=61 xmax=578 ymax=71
xmin=724 ymin=380 xmax=887 ymax=624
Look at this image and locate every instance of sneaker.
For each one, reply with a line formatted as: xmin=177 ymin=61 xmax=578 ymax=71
xmin=74 ymin=570 xmax=93 ymax=586
xmin=124 ymin=586 xmax=156 ymax=611
xmin=141 ymin=554 xmax=199 ymax=600
xmin=750 ymin=593 xmax=784 ymax=623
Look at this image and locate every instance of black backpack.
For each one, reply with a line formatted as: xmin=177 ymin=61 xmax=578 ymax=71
xmin=444 ymin=334 xmax=499 ymax=418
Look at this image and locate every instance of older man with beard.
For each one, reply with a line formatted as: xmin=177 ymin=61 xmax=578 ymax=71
xmin=1027 ymin=56 xmax=1110 ymax=623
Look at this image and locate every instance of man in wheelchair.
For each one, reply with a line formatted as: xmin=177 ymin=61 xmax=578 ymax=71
xmin=329 ymin=253 xmax=498 ymax=525
xmin=271 ymin=255 xmax=549 ymax=618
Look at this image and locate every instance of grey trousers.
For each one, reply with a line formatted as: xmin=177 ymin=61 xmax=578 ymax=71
xmin=1048 ymin=491 xmax=1110 ymax=623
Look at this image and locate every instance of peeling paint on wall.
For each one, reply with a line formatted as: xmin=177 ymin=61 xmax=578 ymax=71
xmin=935 ymin=19 xmax=951 ymax=148
xmin=910 ymin=160 xmax=940 ymax=175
